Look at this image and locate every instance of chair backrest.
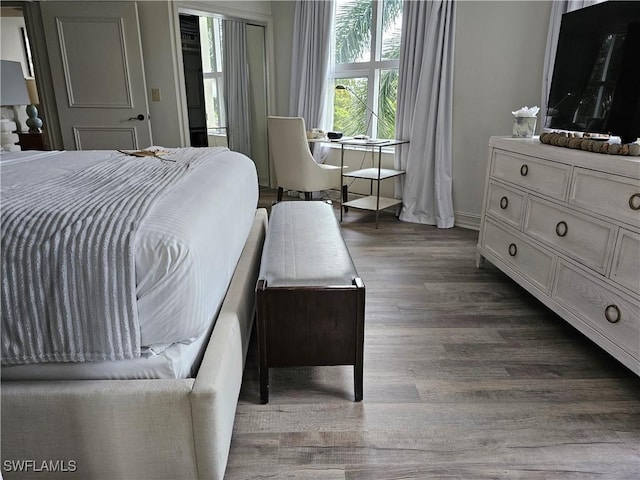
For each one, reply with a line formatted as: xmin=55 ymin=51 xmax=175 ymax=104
xmin=267 ymin=116 xmax=324 ymax=192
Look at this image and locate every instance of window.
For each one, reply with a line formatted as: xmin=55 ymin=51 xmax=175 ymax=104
xmin=199 ymin=17 xmax=226 ymax=133
xmin=331 ymin=0 xmax=403 ymax=139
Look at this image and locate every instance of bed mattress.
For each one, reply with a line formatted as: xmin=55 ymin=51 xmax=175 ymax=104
xmin=1 ymin=148 xmax=258 ymax=379
xmin=0 ymin=318 xmax=213 ymax=380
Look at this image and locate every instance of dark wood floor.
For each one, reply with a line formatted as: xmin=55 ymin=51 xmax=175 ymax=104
xmin=225 ymin=189 xmax=640 ymax=479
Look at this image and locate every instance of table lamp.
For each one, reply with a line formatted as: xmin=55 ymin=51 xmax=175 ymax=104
xmin=335 ymin=84 xmax=393 ymax=139
xmin=1 ymin=60 xmax=30 ymax=151
xmin=25 ymin=78 xmax=42 ymax=133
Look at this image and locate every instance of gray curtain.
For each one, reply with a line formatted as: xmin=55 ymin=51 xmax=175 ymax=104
xmin=395 ymin=0 xmax=456 ymax=228
xmin=223 ymin=19 xmax=252 ymax=157
xmin=289 ymin=0 xmax=333 ymax=163
xmin=541 ymin=1 xmax=603 ymax=125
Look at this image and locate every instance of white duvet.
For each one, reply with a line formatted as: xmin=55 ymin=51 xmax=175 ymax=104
xmin=1 ymin=148 xmax=258 ymax=357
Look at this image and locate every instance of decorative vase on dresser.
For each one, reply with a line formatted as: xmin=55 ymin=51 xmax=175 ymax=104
xmin=477 ymin=136 xmax=640 ymax=375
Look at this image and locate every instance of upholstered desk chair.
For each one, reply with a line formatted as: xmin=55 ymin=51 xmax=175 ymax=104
xmin=267 ymin=116 xmax=342 ymax=202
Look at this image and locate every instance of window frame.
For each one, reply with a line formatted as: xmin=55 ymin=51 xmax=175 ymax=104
xmin=330 ymin=0 xmax=401 ymax=138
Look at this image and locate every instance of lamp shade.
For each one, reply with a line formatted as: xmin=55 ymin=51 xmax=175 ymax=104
xmin=25 ymin=78 xmax=39 ymax=105
xmin=1 ymin=60 xmax=30 ymax=106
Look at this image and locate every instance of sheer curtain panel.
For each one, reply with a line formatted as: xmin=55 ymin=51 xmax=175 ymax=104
xmin=289 ymin=0 xmax=333 ymax=127
xmin=395 ymin=0 xmax=456 ymax=228
xmin=289 ymin=0 xmax=333 ymax=164
xmin=223 ymin=19 xmax=252 ymax=157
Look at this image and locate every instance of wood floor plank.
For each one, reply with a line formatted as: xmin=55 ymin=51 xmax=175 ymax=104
xmin=414 ymin=378 xmax=640 ymax=403
xmin=224 ymin=464 xmax=346 ymax=480
xmin=233 ymin=401 xmax=640 ymax=434
xmin=345 ymin=464 xmax=638 ymax=480
xmin=276 ymin=427 xmax=635 ymax=468
xmin=224 ymin=189 xmax=640 ymax=479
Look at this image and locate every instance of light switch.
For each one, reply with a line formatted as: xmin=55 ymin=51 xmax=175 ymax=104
xmin=151 ymin=88 xmax=161 ymax=102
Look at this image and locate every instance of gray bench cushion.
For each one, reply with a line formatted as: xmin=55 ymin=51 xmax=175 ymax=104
xmin=259 ymin=202 xmax=358 ymax=287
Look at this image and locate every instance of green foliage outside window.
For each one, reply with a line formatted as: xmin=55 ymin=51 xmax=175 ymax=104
xmin=378 ymin=69 xmax=398 ymax=139
xmin=333 ymin=78 xmax=369 ymax=137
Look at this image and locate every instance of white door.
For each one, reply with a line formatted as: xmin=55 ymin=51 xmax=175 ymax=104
xmin=40 ymin=1 xmax=152 ymax=150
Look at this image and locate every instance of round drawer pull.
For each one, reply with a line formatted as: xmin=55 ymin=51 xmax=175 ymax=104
xmin=604 ymin=304 xmax=621 ymax=324
xmin=555 ymin=220 xmax=568 ymax=237
xmin=520 ymin=164 xmax=528 ymax=176
xmin=629 ymin=193 xmax=640 ymax=211
xmin=500 ymin=196 xmax=509 ymax=209
xmin=508 ymin=243 xmax=517 ymax=257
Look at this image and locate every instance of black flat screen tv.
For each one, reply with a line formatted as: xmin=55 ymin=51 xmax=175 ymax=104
xmin=545 ymin=1 xmax=640 ymax=144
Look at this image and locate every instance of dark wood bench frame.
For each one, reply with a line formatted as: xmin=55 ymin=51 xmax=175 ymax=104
xmin=256 ymin=277 xmax=365 ymax=404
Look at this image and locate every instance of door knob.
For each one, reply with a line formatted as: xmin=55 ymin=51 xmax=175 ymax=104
xmin=128 ymin=114 xmax=146 ymax=121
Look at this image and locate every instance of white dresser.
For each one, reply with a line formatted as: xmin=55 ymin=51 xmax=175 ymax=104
xmin=477 ymin=136 xmax=640 ymax=374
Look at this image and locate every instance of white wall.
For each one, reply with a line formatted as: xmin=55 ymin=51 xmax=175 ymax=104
xmin=271 ymin=1 xmax=295 ymax=116
xmin=452 ymin=0 xmax=552 ymax=229
xmin=137 ymin=1 xmax=184 ymax=147
xmin=1 ymin=16 xmax=29 ymax=76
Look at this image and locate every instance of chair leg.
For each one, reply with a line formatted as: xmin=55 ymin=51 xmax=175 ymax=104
xmin=304 ymin=192 xmax=312 ymax=201
xmin=277 ymin=187 xmax=284 ymax=202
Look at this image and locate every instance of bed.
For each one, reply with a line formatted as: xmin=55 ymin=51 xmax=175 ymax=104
xmin=0 ymin=147 xmax=267 ymax=479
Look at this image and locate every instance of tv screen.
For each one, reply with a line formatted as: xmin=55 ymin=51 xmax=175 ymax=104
xmin=545 ymin=1 xmax=640 ymax=143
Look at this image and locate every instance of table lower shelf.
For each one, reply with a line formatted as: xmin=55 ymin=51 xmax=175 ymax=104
xmin=343 ymin=195 xmax=402 ymax=212
xmin=343 ymin=167 xmax=405 ymax=180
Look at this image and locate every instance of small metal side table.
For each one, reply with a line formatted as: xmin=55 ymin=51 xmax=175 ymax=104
xmin=339 ymin=138 xmax=409 ymax=228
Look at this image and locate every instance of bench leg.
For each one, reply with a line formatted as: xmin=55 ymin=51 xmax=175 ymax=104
xmin=259 ymin=365 xmax=269 ymax=404
xmin=304 ymin=192 xmax=312 ymax=201
xmin=277 ymin=187 xmax=284 ymax=202
xmin=354 ymin=279 xmax=365 ymax=402
xmin=354 ymin=364 xmax=363 ymax=402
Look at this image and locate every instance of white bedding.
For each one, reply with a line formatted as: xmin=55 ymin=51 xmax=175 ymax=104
xmin=1 ymin=148 xmax=258 ymax=378
xmin=0 ymin=318 xmax=213 ymax=380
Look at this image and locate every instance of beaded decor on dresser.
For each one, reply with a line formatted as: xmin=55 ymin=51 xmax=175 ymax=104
xmin=540 ymin=132 xmax=640 ymax=156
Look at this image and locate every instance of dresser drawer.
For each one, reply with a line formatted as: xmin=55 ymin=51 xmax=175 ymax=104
xmin=554 ymin=261 xmax=640 ymax=360
xmin=610 ymin=229 xmax=640 ymax=294
xmin=569 ymin=168 xmax=640 ymax=228
xmin=524 ymin=196 xmax=616 ymax=274
xmin=491 ymin=149 xmax=571 ymax=201
xmin=485 ymin=181 xmax=525 ymax=229
xmin=481 ymin=219 xmax=555 ymax=293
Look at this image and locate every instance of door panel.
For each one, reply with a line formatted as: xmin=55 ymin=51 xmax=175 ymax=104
xmin=40 ymin=1 xmax=151 ymax=150
xmin=58 ymin=18 xmax=132 ymax=107
xmin=73 ymin=127 xmax=138 ymax=150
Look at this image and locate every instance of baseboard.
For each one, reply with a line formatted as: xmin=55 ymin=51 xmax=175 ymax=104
xmin=454 ymin=211 xmax=481 ymax=231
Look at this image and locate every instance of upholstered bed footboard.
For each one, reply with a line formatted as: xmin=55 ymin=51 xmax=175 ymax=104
xmin=1 ymin=209 xmax=268 ymax=480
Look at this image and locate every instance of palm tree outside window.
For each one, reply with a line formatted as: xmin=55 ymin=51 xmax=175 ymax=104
xmin=332 ymin=0 xmax=403 ymax=139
